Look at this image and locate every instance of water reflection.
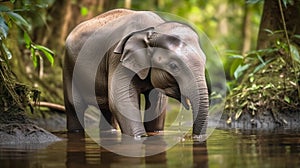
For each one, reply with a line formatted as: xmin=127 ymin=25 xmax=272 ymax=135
xmin=193 ymin=142 xmax=209 ymax=167
xmin=66 ymin=132 xmax=208 ymax=167
xmin=66 ymin=132 xmax=86 ymax=167
xmin=97 ymin=130 xmax=170 ymax=157
xmin=208 ymin=129 xmax=300 ymax=167
xmin=1 ymin=129 xmax=300 ymax=167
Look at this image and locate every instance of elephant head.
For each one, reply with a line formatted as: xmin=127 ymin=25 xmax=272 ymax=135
xmin=114 ymin=22 xmax=209 ymax=136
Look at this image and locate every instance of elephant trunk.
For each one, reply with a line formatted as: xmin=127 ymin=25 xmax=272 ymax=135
xmin=192 ymin=79 xmax=209 ymax=135
xmin=151 ymin=67 xmax=209 ymax=136
xmin=182 ymin=75 xmax=209 ymax=136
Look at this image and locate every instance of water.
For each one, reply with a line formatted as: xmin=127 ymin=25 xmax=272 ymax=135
xmin=0 ymin=129 xmax=300 ymax=168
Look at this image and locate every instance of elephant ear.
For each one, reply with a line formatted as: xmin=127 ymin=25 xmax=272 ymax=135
xmin=114 ymin=27 xmax=154 ymax=80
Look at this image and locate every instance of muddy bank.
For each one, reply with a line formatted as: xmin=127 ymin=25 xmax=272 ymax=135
xmin=29 ymin=108 xmax=300 ymax=134
xmin=2 ymin=103 xmax=293 ymax=146
xmin=217 ymin=110 xmax=300 ymax=130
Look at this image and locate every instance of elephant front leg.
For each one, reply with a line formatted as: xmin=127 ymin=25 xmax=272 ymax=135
xmin=109 ymin=70 xmax=146 ymax=137
xmin=143 ymin=89 xmax=168 ymax=133
xmin=99 ymin=108 xmax=117 ymax=131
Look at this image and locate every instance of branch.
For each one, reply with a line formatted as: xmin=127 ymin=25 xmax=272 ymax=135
xmin=33 ymin=101 xmax=65 ymax=112
xmin=278 ymin=0 xmax=300 ymax=98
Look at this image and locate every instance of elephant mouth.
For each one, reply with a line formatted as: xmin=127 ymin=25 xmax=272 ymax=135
xmin=162 ymin=88 xmax=190 ymax=110
xmin=150 ymin=68 xmax=191 ymax=110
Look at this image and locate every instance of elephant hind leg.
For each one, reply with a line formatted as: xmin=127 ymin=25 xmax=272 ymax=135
xmin=143 ymin=89 xmax=168 ymax=133
xmin=65 ymin=94 xmax=87 ymax=132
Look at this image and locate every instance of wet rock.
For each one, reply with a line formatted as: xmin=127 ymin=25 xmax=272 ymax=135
xmin=0 ymin=124 xmax=61 ymax=145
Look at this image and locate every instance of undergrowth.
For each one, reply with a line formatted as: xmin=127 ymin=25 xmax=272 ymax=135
xmin=0 ymin=63 xmax=40 ymax=124
xmin=225 ymin=38 xmax=300 ymax=125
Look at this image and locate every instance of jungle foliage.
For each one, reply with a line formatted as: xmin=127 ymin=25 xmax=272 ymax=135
xmin=0 ymin=0 xmax=54 ymax=123
xmin=225 ymin=0 xmax=300 ymax=125
xmin=226 ymin=38 xmax=300 ymax=125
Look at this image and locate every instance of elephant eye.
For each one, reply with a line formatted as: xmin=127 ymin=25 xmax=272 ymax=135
xmin=168 ymin=62 xmax=179 ymax=72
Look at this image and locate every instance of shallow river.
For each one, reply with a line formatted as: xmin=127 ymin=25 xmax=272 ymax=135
xmin=0 ymin=128 xmax=300 ymax=168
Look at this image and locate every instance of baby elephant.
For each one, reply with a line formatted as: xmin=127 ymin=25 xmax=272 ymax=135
xmin=63 ymin=9 xmax=209 ymax=137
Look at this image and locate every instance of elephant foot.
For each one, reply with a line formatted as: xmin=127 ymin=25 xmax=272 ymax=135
xmin=134 ymin=133 xmax=148 ymax=140
xmin=192 ymin=134 xmax=207 ymax=142
xmin=147 ymin=131 xmax=160 ymax=136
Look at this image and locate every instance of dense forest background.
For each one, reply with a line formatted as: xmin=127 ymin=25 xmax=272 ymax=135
xmin=0 ymin=0 xmax=299 ymax=127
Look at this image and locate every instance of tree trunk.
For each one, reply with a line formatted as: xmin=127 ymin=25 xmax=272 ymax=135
xmin=257 ymin=0 xmax=300 ymax=50
xmin=217 ymin=3 xmax=228 ymax=36
xmin=125 ymin=0 xmax=131 ymax=8
xmin=241 ymin=3 xmax=252 ymax=55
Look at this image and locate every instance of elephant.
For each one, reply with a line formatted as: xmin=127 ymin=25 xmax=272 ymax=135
xmin=63 ymin=9 xmax=209 ymax=137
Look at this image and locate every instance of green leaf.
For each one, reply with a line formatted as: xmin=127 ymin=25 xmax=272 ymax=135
xmin=249 ymin=76 xmax=254 ymax=83
xmin=35 ymin=45 xmax=54 ymax=55
xmin=227 ymin=52 xmax=245 ymax=78
xmin=282 ymin=0 xmax=294 ymax=7
xmin=264 ymin=29 xmax=283 ymax=36
xmin=35 ymin=45 xmax=54 ymax=66
xmin=6 ymin=11 xmax=31 ymax=31
xmin=234 ymin=64 xmax=250 ymax=79
xmin=257 ymin=55 xmax=265 ymax=65
xmin=10 ymin=0 xmax=16 ymax=3
xmin=3 ymin=44 xmax=12 ymax=60
xmin=263 ymin=83 xmax=274 ymax=89
xmin=41 ymin=50 xmax=54 ymax=66
xmin=31 ymin=48 xmax=37 ymax=68
xmin=253 ymin=58 xmax=274 ymax=74
xmin=293 ymin=34 xmax=300 ymax=39
xmin=80 ymin=7 xmax=89 ymax=16
xmin=248 ymin=102 xmax=257 ymax=111
xmin=230 ymin=58 xmax=243 ymax=79
xmin=248 ymin=84 xmax=262 ymax=91
xmin=23 ymin=32 xmax=31 ymax=48
xmin=0 ymin=5 xmax=11 ymax=12
xmin=282 ymin=0 xmax=288 ymax=7
xmin=246 ymin=0 xmax=262 ymax=4
xmin=290 ymin=44 xmax=300 ymax=63
xmin=226 ymin=117 xmax=232 ymax=124
xmin=264 ymin=29 xmax=274 ymax=35
xmin=284 ymin=95 xmax=291 ymax=104
xmin=235 ymin=109 xmax=243 ymax=120
xmin=228 ymin=54 xmax=244 ymax=59
xmin=0 ymin=43 xmax=12 ymax=62
xmin=0 ymin=16 xmax=8 ymax=39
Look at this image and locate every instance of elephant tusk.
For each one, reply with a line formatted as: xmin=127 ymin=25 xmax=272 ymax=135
xmin=181 ymin=96 xmax=190 ymax=110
